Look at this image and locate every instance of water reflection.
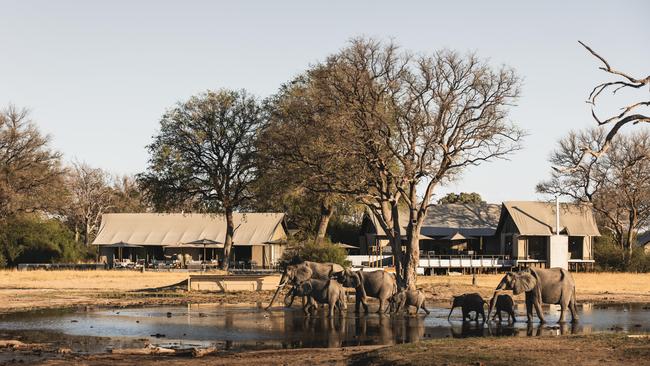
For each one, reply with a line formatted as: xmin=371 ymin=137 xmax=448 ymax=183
xmin=0 ymin=303 xmax=648 ymax=352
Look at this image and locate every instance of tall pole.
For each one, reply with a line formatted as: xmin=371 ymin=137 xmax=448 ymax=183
xmin=556 ymin=196 xmax=560 ymax=235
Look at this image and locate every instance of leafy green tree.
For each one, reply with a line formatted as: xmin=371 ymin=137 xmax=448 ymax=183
xmin=139 ymin=89 xmax=266 ymax=269
xmin=437 ymin=192 xmax=485 ymax=204
xmin=280 ymin=237 xmax=350 ymax=267
xmin=0 ymin=214 xmax=86 ymax=267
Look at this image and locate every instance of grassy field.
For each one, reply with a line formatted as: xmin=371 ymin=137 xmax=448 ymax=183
xmin=0 ymin=270 xmax=648 ymax=314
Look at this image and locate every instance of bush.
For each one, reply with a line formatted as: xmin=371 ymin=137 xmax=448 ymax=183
xmin=594 ymin=233 xmax=650 ymax=272
xmin=281 ymin=238 xmax=350 ymax=267
xmin=0 ymin=214 xmax=92 ymax=267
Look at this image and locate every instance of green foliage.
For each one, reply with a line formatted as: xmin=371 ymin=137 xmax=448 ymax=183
xmin=327 ymin=219 xmax=361 ymax=247
xmin=437 ymin=192 xmax=484 ymax=204
xmin=594 ymin=233 xmax=650 ymax=272
xmin=281 ymin=238 xmax=350 ymax=267
xmin=0 ymin=214 xmax=91 ymax=267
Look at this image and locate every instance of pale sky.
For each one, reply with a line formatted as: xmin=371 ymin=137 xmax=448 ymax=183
xmin=1 ymin=0 xmax=648 ymax=204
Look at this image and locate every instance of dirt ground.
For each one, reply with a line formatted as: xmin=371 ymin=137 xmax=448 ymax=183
xmin=1 ymin=270 xmax=650 ymax=365
xmin=0 ymin=271 xmax=649 ymax=315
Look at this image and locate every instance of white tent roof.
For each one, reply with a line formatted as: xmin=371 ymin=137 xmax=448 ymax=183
xmin=92 ymin=213 xmax=286 ymax=247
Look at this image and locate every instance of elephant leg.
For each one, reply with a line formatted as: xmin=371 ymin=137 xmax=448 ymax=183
xmin=361 ymin=297 xmax=369 ymax=313
xmin=533 ymin=300 xmax=545 ymax=323
xmin=421 ymin=301 xmax=430 ymax=315
xmin=510 ymin=310 xmax=516 ymax=323
xmin=376 ymin=299 xmax=385 ymax=314
xmin=525 ymin=296 xmax=534 ymax=323
xmin=559 ymin=304 xmax=566 ymax=323
xmin=570 ymin=291 xmax=579 ymax=323
xmin=329 ymin=302 xmax=335 ymax=317
xmin=497 ymin=311 xmax=502 ymax=323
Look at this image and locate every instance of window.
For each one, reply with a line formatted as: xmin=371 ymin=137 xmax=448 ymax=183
xmin=527 ymin=236 xmax=547 ymax=260
xmin=569 ymin=237 xmax=583 ymax=259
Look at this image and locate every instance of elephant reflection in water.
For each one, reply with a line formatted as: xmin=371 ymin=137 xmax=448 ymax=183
xmin=393 ymin=315 xmax=424 ymax=343
xmin=487 ymin=322 xmax=519 ymax=337
xmin=354 ymin=314 xmax=394 ymax=345
xmin=450 ymin=321 xmax=487 ymax=338
xmin=302 ymin=314 xmax=348 ymax=348
xmin=529 ymin=322 xmax=578 ymax=336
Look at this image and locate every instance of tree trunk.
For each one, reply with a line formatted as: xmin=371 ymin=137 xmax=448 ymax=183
xmin=625 ymin=211 xmax=638 ymax=262
xmin=221 ymin=207 xmax=234 ymax=270
xmin=403 ymin=205 xmax=420 ymax=290
xmin=84 ymin=221 xmax=90 ymax=247
xmin=314 ymin=201 xmax=333 ymax=244
xmin=390 ymin=203 xmax=404 ymax=287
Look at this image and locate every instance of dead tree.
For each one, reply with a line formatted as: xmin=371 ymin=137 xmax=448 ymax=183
xmin=569 ymin=41 xmax=650 ymax=166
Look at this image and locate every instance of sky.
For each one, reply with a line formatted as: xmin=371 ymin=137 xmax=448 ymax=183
xmin=1 ymin=0 xmax=648 ymax=204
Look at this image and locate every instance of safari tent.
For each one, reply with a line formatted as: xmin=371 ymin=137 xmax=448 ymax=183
xmin=92 ymin=213 xmax=287 ymax=268
xmin=495 ymin=201 xmax=599 ymax=270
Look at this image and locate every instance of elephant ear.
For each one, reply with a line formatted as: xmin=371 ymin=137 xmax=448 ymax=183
xmin=350 ymin=271 xmax=362 ymax=288
xmin=512 ymin=273 xmax=536 ymax=295
xmin=294 ymin=265 xmax=312 ymax=283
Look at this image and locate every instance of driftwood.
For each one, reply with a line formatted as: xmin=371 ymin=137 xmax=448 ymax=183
xmin=0 ymin=340 xmax=28 ymax=348
xmin=110 ymin=344 xmax=217 ymax=357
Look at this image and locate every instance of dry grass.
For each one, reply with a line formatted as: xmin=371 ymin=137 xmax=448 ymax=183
xmin=0 ymin=269 xmax=191 ymax=290
xmin=416 ymin=272 xmax=650 ymax=294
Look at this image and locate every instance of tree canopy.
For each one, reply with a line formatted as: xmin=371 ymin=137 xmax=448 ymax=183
xmin=138 ymin=89 xmax=266 ymax=269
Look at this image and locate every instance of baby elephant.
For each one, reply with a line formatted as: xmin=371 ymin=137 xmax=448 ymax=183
xmin=389 ymin=289 xmax=430 ymax=315
xmin=448 ymin=293 xmax=486 ymax=322
xmin=488 ymin=293 xmax=516 ymax=323
xmin=292 ymin=279 xmax=347 ymax=317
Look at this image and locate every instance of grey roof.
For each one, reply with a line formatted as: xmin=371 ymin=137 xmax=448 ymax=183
xmin=368 ymin=203 xmax=501 ymax=238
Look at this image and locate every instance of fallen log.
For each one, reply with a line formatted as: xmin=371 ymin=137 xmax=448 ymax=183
xmin=110 ymin=345 xmax=176 ymax=355
xmin=192 ymin=347 xmax=217 ymax=358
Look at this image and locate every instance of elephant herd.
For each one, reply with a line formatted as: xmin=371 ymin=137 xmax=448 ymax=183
xmin=266 ymin=260 xmax=580 ymax=324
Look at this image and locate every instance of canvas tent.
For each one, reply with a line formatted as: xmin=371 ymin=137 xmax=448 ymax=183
xmin=93 ymin=213 xmax=287 ymax=268
xmin=496 ymin=201 xmax=599 ymax=270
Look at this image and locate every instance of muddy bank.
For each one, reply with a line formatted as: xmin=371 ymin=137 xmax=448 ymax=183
xmin=5 ymin=334 xmax=650 ymax=366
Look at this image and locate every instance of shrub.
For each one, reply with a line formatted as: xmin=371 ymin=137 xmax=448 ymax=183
xmin=593 ymin=233 xmax=650 ymax=272
xmin=281 ymin=238 xmax=350 ymax=267
xmin=0 ymin=214 xmax=92 ymax=267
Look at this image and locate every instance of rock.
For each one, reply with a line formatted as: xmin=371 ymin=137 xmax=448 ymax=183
xmin=166 ymin=312 xmax=173 ymax=318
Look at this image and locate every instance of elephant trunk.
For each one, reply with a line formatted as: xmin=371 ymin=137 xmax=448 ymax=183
xmin=265 ymin=271 xmax=287 ymax=310
xmin=495 ymin=277 xmax=507 ymax=291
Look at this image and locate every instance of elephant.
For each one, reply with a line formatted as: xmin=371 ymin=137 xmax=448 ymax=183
xmin=448 ymin=293 xmax=486 ymax=322
xmin=495 ymin=267 xmax=578 ymax=323
xmin=388 ymin=289 xmax=430 ymax=315
xmin=487 ymin=293 xmax=516 ymax=323
xmin=336 ymin=269 xmax=396 ymax=313
xmin=265 ymin=259 xmax=345 ymax=310
xmin=291 ymin=278 xmax=347 ymax=317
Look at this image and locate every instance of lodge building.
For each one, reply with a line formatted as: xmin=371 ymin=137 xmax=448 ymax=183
xmin=358 ymin=201 xmax=599 ymax=271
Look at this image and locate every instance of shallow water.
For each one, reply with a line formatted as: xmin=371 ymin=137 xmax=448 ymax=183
xmin=0 ymin=303 xmax=649 ymax=353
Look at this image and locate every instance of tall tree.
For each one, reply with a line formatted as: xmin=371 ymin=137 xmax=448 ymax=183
xmin=0 ymin=105 xmax=65 ymax=219
xmin=538 ymin=128 xmax=650 ymax=258
xmin=63 ymin=162 xmax=114 ymax=246
xmin=314 ymin=38 xmax=523 ymax=287
xmin=109 ymin=175 xmax=150 ymax=213
xmin=257 ymin=75 xmax=367 ymax=243
xmin=139 ymin=89 xmax=265 ymax=269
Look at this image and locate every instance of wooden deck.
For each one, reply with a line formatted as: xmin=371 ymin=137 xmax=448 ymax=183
xmin=188 ymin=274 xmax=281 ymax=292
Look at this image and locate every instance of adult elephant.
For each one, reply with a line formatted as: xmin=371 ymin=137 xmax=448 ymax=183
xmin=495 ymin=267 xmax=578 ymax=323
xmin=265 ymin=260 xmax=345 ymax=310
xmin=336 ymin=269 xmax=396 ymax=313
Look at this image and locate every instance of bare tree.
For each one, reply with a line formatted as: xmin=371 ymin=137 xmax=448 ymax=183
xmin=538 ymin=128 xmax=650 ymax=257
xmin=315 ymin=38 xmax=523 ymax=287
xmin=139 ymin=89 xmax=265 ymax=270
xmin=64 ymin=162 xmax=114 ymax=246
xmin=567 ymin=41 xmax=650 ymax=166
xmin=0 ymin=105 xmax=65 ymax=219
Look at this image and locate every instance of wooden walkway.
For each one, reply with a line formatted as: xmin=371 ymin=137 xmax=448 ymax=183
xmin=188 ymin=274 xmax=280 ymax=292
